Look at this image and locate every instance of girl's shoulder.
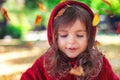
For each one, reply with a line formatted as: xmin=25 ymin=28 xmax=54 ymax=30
xmin=20 ymin=53 xmax=46 ymax=80
xmin=96 ymin=55 xmax=119 ymax=80
xmin=102 ymin=55 xmax=112 ymax=69
xmin=35 ymin=51 xmax=52 ymax=67
xmin=34 ymin=53 xmax=46 ymax=67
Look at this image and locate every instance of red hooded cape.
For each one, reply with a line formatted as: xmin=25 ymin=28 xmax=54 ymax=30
xmin=20 ymin=1 xmax=119 ymax=80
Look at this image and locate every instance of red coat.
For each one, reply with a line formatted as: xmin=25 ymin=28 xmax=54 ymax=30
xmin=20 ymin=54 xmax=119 ymax=80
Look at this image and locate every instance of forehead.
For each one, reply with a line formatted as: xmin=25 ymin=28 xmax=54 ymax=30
xmin=58 ymin=19 xmax=86 ymax=32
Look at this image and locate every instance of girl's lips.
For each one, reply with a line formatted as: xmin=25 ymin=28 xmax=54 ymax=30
xmin=67 ymin=48 xmax=77 ymax=52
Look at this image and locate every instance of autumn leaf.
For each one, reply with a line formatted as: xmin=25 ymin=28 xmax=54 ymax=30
xmin=60 ymin=0 xmax=65 ymax=3
xmin=99 ymin=8 xmax=112 ymax=15
xmin=102 ymin=0 xmax=112 ymax=7
xmin=60 ymin=0 xmax=76 ymax=3
xmin=37 ymin=3 xmax=47 ymax=12
xmin=95 ymin=40 xmax=101 ymax=46
xmin=105 ymin=10 xmax=112 ymax=14
xmin=70 ymin=66 xmax=84 ymax=76
xmin=92 ymin=12 xmax=100 ymax=26
xmin=1 ymin=7 xmax=10 ymax=21
xmin=116 ymin=21 xmax=120 ymax=34
xmin=35 ymin=15 xmax=42 ymax=25
xmin=26 ymin=41 xmax=32 ymax=47
xmin=54 ymin=8 xmax=65 ymax=20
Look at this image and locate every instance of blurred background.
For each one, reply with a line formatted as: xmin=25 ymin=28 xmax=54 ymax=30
xmin=0 ymin=0 xmax=120 ymax=80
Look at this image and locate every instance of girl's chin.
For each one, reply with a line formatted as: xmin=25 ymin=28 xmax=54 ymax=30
xmin=66 ymin=54 xmax=78 ymax=59
xmin=65 ymin=52 xmax=80 ymax=59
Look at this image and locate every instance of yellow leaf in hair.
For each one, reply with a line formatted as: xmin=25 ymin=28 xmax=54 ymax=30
xmin=92 ymin=12 xmax=100 ymax=26
xmin=70 ymin=66 xmax=84 ymax=76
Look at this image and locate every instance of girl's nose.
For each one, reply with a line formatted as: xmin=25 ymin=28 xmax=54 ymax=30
xmin=67 ymin=36 xmax=76 ymax=44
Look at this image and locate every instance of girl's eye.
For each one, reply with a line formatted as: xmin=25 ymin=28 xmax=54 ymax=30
xmin=77 ymin=35 xmax=84 ymax=37
xmin=60 ymin=35 xmax=68 ymax=37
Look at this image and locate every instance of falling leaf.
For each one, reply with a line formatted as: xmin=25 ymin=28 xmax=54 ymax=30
xmin=1 ymin=7 xmax=10 ymax=21
xmin=92 ymin=12 xmax=100 ymax=26
xmin=26 ymin=41 xmax=32 ymax=47
xmin=99 ymin=9 xmax=114 ymax=18
xmin=102 ymin=0 xmax=112 ymax=7
xmin=70 ymin=66 xmax=84 ymax=76
xmin=95 ymin=40 xmax=101 ymax=46
xmin=116 ymin=21 xmax=120 ymax=34
xmin=60 ymin=0 xmax=65 ymax=3
xmin=35 ymin=15 xmax=42 ymax=25
xmin=106 ymin=11 xmax=115 ymax=18
xmin=37 ymin=3 xmax=47 ymax=12
xmin=105 ymin=10 xmax=112 ymax=14
xmin=99 ymin=8 xmax=112 ymax=15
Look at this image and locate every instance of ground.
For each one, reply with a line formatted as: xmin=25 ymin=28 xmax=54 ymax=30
xmin=0 ymin=35 xmax=120 ymax=80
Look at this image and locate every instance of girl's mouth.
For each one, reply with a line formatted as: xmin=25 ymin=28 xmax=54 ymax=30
xmin=67 ymin=48 xmax=77 ymax=52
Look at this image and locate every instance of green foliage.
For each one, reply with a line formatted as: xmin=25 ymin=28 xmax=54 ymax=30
xmin=25 ymin=0 xmax=45 ymax=11
xmin=1 ymin=0 xmax=120 ymax=40
xmin=0 ymin=25 xmax=22 ymax=39
xmin=90 ymin=0 xmax=120 ymax=15
xmin=45 ymin=0 xmax=60 ymax=11
xmin=77 ymin=0 xmax=92 ymax=6
xmin=25 ymin=0 xmax=38 ymax=10
xmin=24 ymin=0 xmax=60 ymax=11
xmin=109 ymin=0 xmax=120 ymax=15
xmin=78 ymin=0 xmax=120 ymax=15
xmin=88 ymin=0 xmax=111 ymax=14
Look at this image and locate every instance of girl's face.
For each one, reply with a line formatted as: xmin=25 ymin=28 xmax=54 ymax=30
xmin=57 ymin=19 xmax=88 ymax=58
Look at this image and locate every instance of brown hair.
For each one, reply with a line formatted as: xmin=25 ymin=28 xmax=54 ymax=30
xmin=44 ymin=4 xmax=102 ymax=80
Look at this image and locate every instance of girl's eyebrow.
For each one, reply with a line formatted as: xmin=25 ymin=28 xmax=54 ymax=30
xmin=58 ymin=30 xmax=86 ymax=32
xmin=58 ymin=30 xmax=67 ymax=32
xmin=76 ymin=30 xmax=86 ymax=32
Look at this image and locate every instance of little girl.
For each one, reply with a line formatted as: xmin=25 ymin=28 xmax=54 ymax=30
xmin=20 ymin=1 xmax=119 ymax=80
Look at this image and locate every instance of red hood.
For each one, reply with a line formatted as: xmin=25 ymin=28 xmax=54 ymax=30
xmin=47 ymin=1 xmax=96 ymax=46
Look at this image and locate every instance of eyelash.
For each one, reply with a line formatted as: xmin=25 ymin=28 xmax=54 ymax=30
xmin=60 ymin=35 xmax=67 ymax=37
xmin=77 ymin=35 xmax=84 ymax=37
xmin=59 ymin=35 xmax=84 ymax=38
